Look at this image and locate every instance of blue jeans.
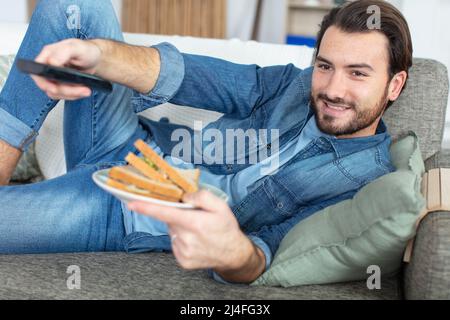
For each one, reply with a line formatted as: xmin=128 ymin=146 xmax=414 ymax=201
xmin=0 ymin=0 xmax=149 ymax=253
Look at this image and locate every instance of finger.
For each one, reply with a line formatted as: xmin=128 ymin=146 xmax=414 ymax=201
xmin=31 ymin=75 xmax=91 ymax=99
xmin=182 ymin=190 xmax=228 ymax=213
xmin=35 ymin=45 xmax=55 ymax=64
xmin=31 ymin=75 xmax=56 ymax=92
xmin=168 ymin=228 xmax=196 ymax=270
xmin=127 ymin=201 xmax=196 ymax=227
xmin=168 ymin=225 xmax=191 ymax=244
xmin=35 ymin=44 xmax=67 ymax=67
xmin=167 ymin=225 xmax=179 ymax=240
xmin=42 ymin=87 xmax=91 ymax=101
xmin=171 ymin=239 xmax=187 ymax=268
xmin=168 ymin=226 xmax=187 ymax=248
xmin=48 ymin=83 xmax=91 ymax=99
xmin=47 ymin=91 xmax=90 ymax=101
xmin=36 ymin=40 xmax=82 ymax=67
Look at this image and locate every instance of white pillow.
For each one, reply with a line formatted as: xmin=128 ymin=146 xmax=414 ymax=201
xmin=35 ymin=103 xmax=223 ymax=179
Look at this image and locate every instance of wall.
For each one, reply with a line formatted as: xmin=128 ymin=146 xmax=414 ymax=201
xmin=227 ymin=0 xmax=257 ymax=40
xmin=256 ymin=0 xmax=287 ymax=43
xmin=227 ymin=0 xmax=287 ymax=43
xmin=0 ymin=0 xmax=283 ymax=42
xmin=0 ymin=0 xmax=122 ymax=23
xmin=0 ymin=0 xmax=27 ymax=23
xmin=387 ymin=0 xmax=450 ymax=148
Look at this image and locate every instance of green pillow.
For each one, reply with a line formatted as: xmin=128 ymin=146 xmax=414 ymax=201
xmin=252 ymin=131 xmax=426 ymax=287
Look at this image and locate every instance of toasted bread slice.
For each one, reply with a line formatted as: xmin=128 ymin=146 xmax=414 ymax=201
xmin=109 ymin=166 xmax=183 ymax=200
xmin=175 ymin=168 xmax=200 ymax=186
xmin=125 ymin=152 xmax=171 ymax=184
xmin=106 ymin=178 xmax=181 ymax=202
xmin=134 ymin=139 xmax=199 ymax=193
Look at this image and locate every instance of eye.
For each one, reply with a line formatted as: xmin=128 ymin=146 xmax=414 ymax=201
xmin=318 ymin=63 xmax=331 ymax=71
xmin=352 ymin=70 xmax=367 ymax=77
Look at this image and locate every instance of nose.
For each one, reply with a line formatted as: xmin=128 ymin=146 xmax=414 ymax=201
xmin=324 ymin=71 xmax=347 ymax=102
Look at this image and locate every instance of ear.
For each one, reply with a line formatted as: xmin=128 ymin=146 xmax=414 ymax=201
xmin=387 ymin=71 xmax=408 ymax=102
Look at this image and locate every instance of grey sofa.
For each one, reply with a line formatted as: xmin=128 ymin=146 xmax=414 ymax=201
xmin=1 ymin=58 xmax=449 ymax=300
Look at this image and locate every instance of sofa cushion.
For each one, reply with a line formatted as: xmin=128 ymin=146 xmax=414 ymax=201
xmin=252 ymin=132 xmax=426 ymax=287
xmin=0 ymin=252 xmax=399 ymax=300
xmin=383 ymin=58 xmax=449 ymax=160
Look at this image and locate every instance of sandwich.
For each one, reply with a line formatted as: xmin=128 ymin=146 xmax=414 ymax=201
xmin=106 ymin=139 xmax=200 ymax=202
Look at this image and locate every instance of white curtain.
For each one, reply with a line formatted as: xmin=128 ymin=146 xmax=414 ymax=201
xmin=227 ymin=0 xmax=287 ymax=43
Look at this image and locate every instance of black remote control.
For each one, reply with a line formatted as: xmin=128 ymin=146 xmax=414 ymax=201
xmin=17 ymin=58 xmax=113 ymax=93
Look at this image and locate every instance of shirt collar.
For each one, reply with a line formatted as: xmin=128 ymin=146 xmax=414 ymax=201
xmin=305 ymin=107 xmax=390 ymax=158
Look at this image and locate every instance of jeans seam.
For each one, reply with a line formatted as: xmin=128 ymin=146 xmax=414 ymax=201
xmin=29 ymin=100 xmax=55 ymax=130
xmin=78 ymin=29 xmax=88 ymax=41
xmin=375 ymin=146 xmax=391 ymax=174
xmin=132 ymin=95 xmax=146 ymax=113
xmin=58 ymin=0 xmax=82 ymax=39
xmin=92 ymin=91 xmax=98 ymax=151
xmin=75 ymin=91 xmax=98 ymax=167
xmin=19 ymin=131 xmax=38 ymax=150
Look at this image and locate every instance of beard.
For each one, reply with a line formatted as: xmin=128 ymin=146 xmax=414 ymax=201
xmin=310 ymin=86 xmax=389 ymax=137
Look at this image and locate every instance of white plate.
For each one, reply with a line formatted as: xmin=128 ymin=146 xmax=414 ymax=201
xmin=92 ymin=168 xmax=229 ymax=209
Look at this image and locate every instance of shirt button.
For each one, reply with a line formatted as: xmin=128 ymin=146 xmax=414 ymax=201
xmin=277 ymin=202 xmax=284 ymax=209
xmin=267 ymin=143 xmax=272 ymax=150
xmin=226 ymin=164 xmax=233 ymax=171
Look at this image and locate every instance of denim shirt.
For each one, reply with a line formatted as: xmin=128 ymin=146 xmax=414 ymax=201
xmin=129 ymin=42 xmax=396 ymax=272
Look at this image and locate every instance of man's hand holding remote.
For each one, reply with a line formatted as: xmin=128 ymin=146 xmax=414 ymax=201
xmin=31 ymin=38 xmax=161 ymax=100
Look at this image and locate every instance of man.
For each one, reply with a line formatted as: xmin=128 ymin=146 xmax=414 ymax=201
xmin=0 ymin=0 xmax=411 ymax=284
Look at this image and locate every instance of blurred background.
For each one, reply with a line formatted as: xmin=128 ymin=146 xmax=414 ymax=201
xmin=0 ymin=0 xmax=449 ymax=146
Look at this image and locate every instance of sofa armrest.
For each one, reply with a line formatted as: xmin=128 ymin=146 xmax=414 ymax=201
xmin=425 ymin=150 xmax=450 ymax=171
xmin=403 ymin=210 xmax=450 ymax=299
xmin=403 ymin=150 xmax=450 ymax=299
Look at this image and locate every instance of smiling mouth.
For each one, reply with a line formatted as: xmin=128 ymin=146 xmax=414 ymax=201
xmin=322 ymin=101 xmax=352 ymax=116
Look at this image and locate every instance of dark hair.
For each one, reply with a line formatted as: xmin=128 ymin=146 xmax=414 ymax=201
xmin=315 ymin=0 xmax=413 ymax=105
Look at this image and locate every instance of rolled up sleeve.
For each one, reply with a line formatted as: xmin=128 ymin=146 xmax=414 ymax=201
xmin=208 ymin=235 xmax=272 ymax=285
xmin=133 ymin=42 xmax=185 ymax=111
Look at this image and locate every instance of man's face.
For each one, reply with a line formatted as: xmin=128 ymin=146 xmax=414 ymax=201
xmin=311 ymin=26 xmax=392 ymax=138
